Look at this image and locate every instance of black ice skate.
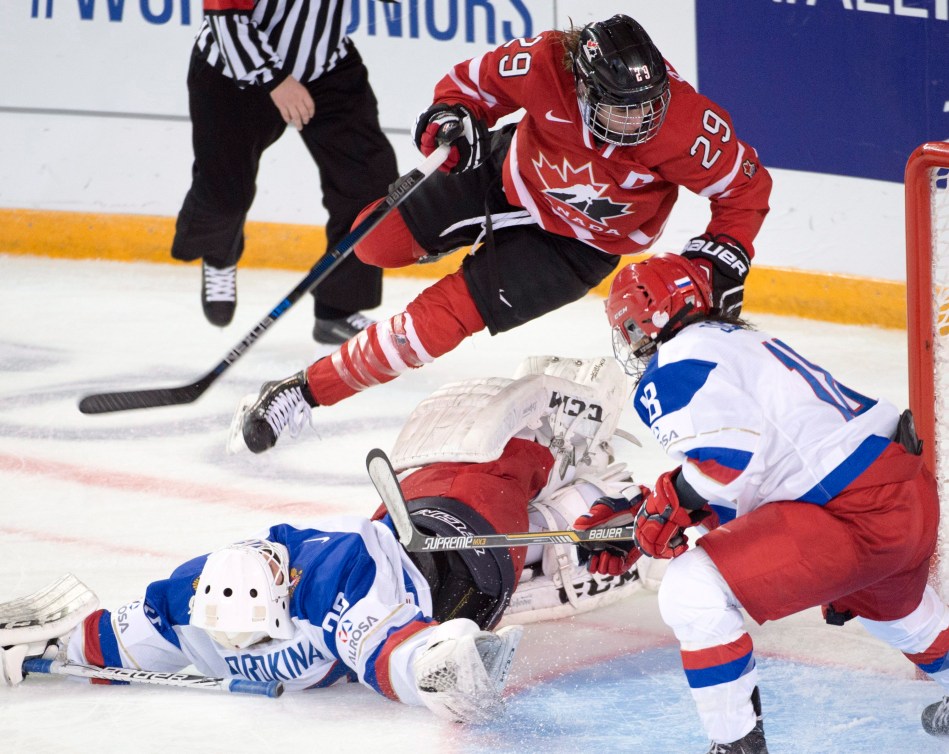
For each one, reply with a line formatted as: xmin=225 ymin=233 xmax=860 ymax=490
xmin=706 ymin=687 xmax=768 ymax=754
xmin=922 ymin=696 xmax=949 ymax=736
xmin=313 ymin=312 xmax=375 ymax=345
xmin=241 ymin=371 xmax=317 ymax=453
xmin=201 ymin=261 xmax=237 ymax=327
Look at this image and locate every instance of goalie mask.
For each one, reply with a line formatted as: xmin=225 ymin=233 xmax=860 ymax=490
xmin=606 ymin=254 xmax=712 ymax=380
xmin=573 ymin=14 xmax=670 ymax=146
xmin=190 ymin=539 xmax=293 ymax=650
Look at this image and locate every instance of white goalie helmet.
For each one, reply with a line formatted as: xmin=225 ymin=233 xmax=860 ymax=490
xmin=189 ymin=539 xmax=293 ymax=650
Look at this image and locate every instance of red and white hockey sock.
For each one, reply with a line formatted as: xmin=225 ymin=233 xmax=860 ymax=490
xmin=860 ymin=585 xmax=949 ymax=687
xmin=307 ymin=271 xmax=485 ymax=405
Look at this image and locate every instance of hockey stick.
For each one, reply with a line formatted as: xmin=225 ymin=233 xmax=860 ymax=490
xmin=365 ymin=448 xmax=638 ymax=552
xmin=22 ymin=658 xmax=284 ymax=698
xmin=78 ymin=135 xmax=459 ymax=415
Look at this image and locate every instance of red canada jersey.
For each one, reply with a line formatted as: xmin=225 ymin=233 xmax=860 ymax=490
xmin=431 ymin=32 xmax=772 ymax=257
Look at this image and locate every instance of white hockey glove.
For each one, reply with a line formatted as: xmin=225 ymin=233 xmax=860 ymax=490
xmin=414 ymin=618 xmax=523 ymax=724
xmin=1 ymin=640 xmax=62 ymax=686
xmin=0 ymin=574 xmax=98 ymax=686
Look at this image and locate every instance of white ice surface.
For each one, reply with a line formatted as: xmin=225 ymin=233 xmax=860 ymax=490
xmin=1 ymin=254 xmax=945 ymax=753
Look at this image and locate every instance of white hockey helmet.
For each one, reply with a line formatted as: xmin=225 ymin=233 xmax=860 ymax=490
xmin=189 ymin=539 xmax=293 ymax=649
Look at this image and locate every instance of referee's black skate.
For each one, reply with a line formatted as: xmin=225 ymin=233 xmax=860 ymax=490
xmin=201 ymin=261 xmax=237 ymax=327
xmin=241 ymin=371 xmax=317 ymax=453
xmin=922 ymin=696 xmax=949 ymax=736
xmin=313 ymin=312 xmax=375 ymax=345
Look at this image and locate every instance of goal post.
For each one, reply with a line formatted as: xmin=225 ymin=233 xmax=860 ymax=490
xmin=906 ymin=141 xmax=949 ymax=591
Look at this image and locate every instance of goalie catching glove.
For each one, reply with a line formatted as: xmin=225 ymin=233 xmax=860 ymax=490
xmin=572 ymin=489 xmax=647 ymax=576
xmin=634 ymin=469 xmax=719 ymax=559
xmin=681 ymin=233 xmax=751 ymax=316
xmin=414 ymin=103 xmax=489 ymax=174
xmin=414 ymin=618 xmax=522 ymax=724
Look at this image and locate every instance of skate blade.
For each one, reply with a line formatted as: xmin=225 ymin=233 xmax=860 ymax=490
xmin=225 ymin=394 xmax=257 ymax=454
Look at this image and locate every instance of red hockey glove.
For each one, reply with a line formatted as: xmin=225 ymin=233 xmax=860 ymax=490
xmin=413 ymin=103 xmax=490 ymax=174
xmin=573 ymin=490 xmax=646 ymax=576
xmin=634 ymin=469 xmax=719 ymax=559
xmin=681 ymin=233 xmax=751 ymax=316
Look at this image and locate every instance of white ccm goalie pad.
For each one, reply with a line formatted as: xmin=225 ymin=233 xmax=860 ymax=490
xmin=389 ymin=355 xmax=633 ymax=476
xmin=414 ymin=618 xmax=523 ymax=724
xmin=501 ymin=463 xmax=645 ymax=625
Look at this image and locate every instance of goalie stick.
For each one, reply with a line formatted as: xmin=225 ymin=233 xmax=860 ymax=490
xmin=78 ymin=132 xmax=459 ymax=415
xmin=365 ymin=448 xmax=638 ymax=552
xmin=22 ymin=658 xmax=284 ymax=698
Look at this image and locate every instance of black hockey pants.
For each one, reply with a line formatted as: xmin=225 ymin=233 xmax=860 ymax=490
xmin=171 ymin=47 xmax=398 ymax=315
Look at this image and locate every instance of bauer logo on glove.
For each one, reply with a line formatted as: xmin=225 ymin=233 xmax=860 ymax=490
xmin=573 ymin=490 xmax=647 ymax=576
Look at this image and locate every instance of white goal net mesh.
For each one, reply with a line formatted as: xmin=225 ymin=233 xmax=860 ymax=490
xmin=908 ymin=144 xmax=949 ymax=594
xmin=931 ymin=161 xmax=949 ymax=592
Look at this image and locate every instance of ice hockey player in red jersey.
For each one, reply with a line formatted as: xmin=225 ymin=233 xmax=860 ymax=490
xmin=236 ymin=13 xmax=772 ymax=454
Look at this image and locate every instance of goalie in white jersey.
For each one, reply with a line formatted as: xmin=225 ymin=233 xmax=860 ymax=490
xmin=0 ymin=355 xmax=645 ymax=722
xmin=574 ymin=253 xmax=949 ymax=752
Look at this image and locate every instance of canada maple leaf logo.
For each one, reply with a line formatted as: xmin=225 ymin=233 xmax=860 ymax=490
xmin=533 ymin=153 xmax=632 ymax=229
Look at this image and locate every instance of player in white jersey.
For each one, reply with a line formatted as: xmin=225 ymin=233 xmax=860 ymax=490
xmin=573 ymin=253 xmax=949 ymax=752
xmin=0 ymin=355 xmax=646 ymax=720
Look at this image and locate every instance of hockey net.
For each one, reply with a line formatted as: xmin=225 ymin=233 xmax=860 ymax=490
xmin=906 ymin=141 xmax=949 ymax=593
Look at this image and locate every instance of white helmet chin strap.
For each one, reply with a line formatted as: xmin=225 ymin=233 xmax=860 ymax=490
xmin=189 ymin=539 xmax=294 ymax=648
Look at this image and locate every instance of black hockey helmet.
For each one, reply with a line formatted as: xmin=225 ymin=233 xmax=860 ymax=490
xmin=404 ymin=497 xmax=516 ymax=631
xmin=573 ymin=14 xmax=670 ymax=146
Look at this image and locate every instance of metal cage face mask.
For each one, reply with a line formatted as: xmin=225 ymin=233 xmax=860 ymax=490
xmin=607 ymin=255 xmax=713 ymax=385
xmin=611 ymin=320 xmax=657 ymax=381
xmin=573 ymin=14 xmax=671 ymax=147
xmin=578 ymin=83 xmax=670 ymax=146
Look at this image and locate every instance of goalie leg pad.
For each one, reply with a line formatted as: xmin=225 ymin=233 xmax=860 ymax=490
xmin=502 ymin=465 xmax=645 ymax=625
xmin=414 ymin=618 xmax=523 ymax=724
xmin=501 ymin=561 xmax=641 ymax=625
xmin=513 ymin=355 xmax=633 ymax=479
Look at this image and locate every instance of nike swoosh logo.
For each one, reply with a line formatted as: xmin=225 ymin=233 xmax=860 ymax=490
xmin=303 ymin=536 xmax=331 ymax=544
xmin=545 ymin=110 xmax=572 ymax=124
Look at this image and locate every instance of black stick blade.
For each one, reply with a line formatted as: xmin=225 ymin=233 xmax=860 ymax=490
xmin=76 ymin=149 xmax=450 ymax=418
xmin=78 ymin=382 xmax=208 ymax=414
